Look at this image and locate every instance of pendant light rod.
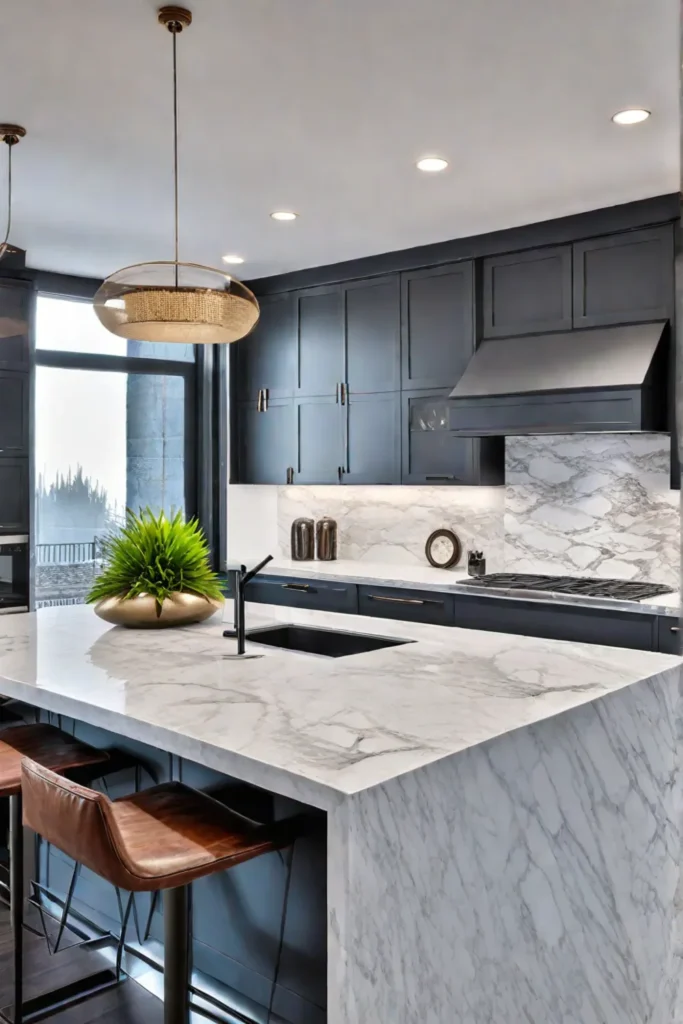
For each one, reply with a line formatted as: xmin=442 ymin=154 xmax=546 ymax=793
xmin=0 ymin=125 xmax=26 ymax=261
xmin=158 ymin=7 xmax=192 ymax=286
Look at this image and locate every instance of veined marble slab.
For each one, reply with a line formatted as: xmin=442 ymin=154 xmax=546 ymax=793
xmin=0 ymin=604 xmax=678 ymax=809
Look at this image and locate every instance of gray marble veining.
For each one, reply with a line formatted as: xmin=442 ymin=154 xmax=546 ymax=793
xmin=0 ymin=604 xmax=677 ymax=809
xmin=505 ymin=434 xmax=679 ymax=586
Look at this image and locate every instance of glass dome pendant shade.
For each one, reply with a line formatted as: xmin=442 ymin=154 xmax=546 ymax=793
xmin=94 ymin=7 xmax=259 ymax=345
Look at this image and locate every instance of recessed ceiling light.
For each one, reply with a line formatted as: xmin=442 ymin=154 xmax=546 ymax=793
xmin=417 ymin=156 xmax=448 ymax=173
xmin=222 ymin=254 xmax=244 ymax=264
xmin=270 ymin=210 xmax=298 ymax=221
xmin=611 ymin=108 xmax=650 ymax=125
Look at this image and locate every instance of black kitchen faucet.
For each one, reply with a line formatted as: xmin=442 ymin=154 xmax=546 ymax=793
xmin=222 ymin=555 xmax=274 ymax=655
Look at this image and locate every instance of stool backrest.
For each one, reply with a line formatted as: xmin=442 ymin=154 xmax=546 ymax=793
xmin=21 ymin=756 xmax=143 ymax=890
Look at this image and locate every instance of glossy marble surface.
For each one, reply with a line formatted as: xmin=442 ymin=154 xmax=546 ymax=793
xmin=0 ymin=604 xmax=678 ymax=810
xmin=506 ymin=434 xmax=679 ymax=587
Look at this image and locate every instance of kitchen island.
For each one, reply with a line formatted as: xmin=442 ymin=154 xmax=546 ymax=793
xmin=0 ymin=603 xmax=680 ymax=1024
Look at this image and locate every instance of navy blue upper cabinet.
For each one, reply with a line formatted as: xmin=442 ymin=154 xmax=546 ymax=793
xmin=482 ymin=246 xmax=573 ymax=338
xmin=401 ymin=262 xmax=475 ymax=390
xmin=238 ymin=292 xmax=296 ymax=401
xmin=343 ymin=391 xmax=401 ymax=484
xmin=344 ymin=276 xmax=400 ymax=394
xmin=573 ymin=225 xmax=674 ymax=328
xmin=294 ymin=395 xmax=344 ymax=484
xmin=296 ymin=286 xmax=344 ymax=396
xmin=236 ymin=399 xmax=295 ymax=485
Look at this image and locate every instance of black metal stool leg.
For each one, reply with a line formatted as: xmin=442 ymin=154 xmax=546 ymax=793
xmin=163 ymin=886 xmax=190 ymax=1024
xmin=9 ymin=794 xmax=23 ymax=1024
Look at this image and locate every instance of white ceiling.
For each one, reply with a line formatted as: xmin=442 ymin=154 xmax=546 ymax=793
xmin=0 ymin=0 xmax=678 ymax=281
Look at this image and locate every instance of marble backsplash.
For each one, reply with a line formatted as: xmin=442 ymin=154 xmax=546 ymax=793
xmin=505 ymin=434 xmax=679 ymax=587
xmin=227 ymin=484 xmax=504 ymax=571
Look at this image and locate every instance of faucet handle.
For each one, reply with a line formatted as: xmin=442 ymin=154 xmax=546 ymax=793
xmin=243 ymin=554 xmax=274 ymax=585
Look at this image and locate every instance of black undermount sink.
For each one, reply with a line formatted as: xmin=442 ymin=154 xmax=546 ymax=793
xmin=246 ymin=624 xmax=413 ymax=658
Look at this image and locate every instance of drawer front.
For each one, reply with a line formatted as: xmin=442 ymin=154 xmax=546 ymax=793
xmin=453 ymin=595 xmax=657 ymax=650
xmin=657 ymin=616 xmax=681 ymax=655
xmin=358 ymin=585 xmax=454 ymax=626
xmin=245 ymin=575 xmax=358 ymax=614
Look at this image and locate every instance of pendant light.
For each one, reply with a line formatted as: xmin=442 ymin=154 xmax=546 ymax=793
xmin=94 ymin=6 xmax=259 ymax=345
xmin=0 ymin=124 xmax=26 ymax=263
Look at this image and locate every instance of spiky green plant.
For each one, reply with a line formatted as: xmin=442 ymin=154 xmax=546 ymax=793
xmin=87 ymin=508 xmax=223 ymax=618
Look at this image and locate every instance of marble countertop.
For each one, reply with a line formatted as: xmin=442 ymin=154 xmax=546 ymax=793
xmin=240 ymin=557 xmax=681 ymax=616
xmin=0 ymin=604 xmax=678 ymax=810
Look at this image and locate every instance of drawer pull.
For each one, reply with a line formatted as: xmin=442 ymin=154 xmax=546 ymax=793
xmin=670 ymin=626 xmax=680 ymax=634
xmin=282 ymin=583 xmax=311 ymax=592
xmin=367 ymin=594 xmax=444 ymax=607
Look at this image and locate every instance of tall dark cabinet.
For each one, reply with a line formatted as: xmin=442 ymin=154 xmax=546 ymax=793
xmin=0 ymin=278 xmax=31 ymax=533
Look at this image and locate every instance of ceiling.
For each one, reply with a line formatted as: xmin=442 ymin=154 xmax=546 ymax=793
xmin=0 ymin=0 xmax=678 ymax=281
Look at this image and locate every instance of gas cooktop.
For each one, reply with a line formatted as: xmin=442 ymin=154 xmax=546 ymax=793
xmin=462 ymin=573 xmax=673 ymax=602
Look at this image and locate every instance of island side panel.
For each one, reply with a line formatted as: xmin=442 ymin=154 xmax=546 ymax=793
xmin=328 ymin=666 xmax=683 ymax=1024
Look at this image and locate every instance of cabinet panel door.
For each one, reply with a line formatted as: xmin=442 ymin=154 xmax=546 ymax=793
xmin=0 ymin=458 xmax=28 ymax=532
xmin=573 ymin=226 xmax=674 ymax=328
xmin=244 ymin=575 xmax=358 ymax=615
xmin=238 ymin=292 xmax=296 ymax=401
xmin=483 ymin=246 xmax=572 ymax=338
xmin=344 ymin=276 xmax=400 ymax=394
xmin=358 ymin=585 xmax=454 ymax=626
xmin=236 ymin=400 xmax=295 ymax=484
xmin=402 ymin=388 xmax=474 ymax=484
xmin=0 ymin=279 xmax=31 ymax=368
xmin=401 ymin=262 xmax=474 ymax=390
xmin=657 ymin=616 xmax=680 ymax=655
xmin=295 ymin=396 xmax=343 ymax=484
xmin=296 ymin=286 xmax=344 ymax=396
xmin=0 ymin=372 xmax=28 ymax=455
xmin=344 ymin=391 xmax=400 ymax=484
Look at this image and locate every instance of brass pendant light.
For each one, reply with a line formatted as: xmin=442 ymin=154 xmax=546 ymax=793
xmin=0 ymin=124 xmax=26 ymax=264
xmin=94 ymin=6 xmax=259 ymax=345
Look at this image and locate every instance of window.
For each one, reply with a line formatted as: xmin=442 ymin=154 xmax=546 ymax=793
xmin=34 ymin=296 xmax=196 ymax=607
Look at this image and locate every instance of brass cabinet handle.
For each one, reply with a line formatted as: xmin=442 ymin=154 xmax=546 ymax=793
xmin=256 ymin=389 xmax=263 ymax=412
xmin=282 ymin=583 xmax=310 ymax=591
xmin=670 ymin=626 xmax=680 ymax=633
xmin=263 ymin=388 xmax=269 ymax=412
xmin=336 ymin=382 xmax=340 ymax=404
xmin=367 ymin=594 xmax=444 ymax=607
xmin=286 ymin=466 xmax=294 ymax=484
xmin=426 ymin=475 xmax=456 ymax=481
xmin=340 ymin=382 xmax=346 ymax=406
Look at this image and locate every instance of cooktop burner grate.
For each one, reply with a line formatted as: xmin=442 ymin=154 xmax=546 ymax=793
xmin=462 ymin=573 xmax=673 ymax=601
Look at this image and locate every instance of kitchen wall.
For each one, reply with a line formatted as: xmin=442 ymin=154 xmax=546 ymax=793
xmin=228 ymin=435 xmax=679 ymax=587
xmin=227 ymin=485 xmax=505 ymax=571
xmin=505 ymin=434 xmax=679 ymax=587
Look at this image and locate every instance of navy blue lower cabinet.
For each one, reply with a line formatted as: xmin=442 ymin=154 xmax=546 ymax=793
xmin=657 ymin=616 xmax=681 ymax=654
xmin=358 ymin=585 xmax=455 ymax=626
xmin=242 ymin=575 xmax=359 ymax=615
xmin=453 ymin=594 xmax=658 ymax=651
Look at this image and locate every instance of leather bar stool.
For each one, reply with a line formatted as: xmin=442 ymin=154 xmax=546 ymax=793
xmin=0 ymin=724 xmax=111 ymax=1024
xmin=21 ymin=758 xmax=305 ymax=1024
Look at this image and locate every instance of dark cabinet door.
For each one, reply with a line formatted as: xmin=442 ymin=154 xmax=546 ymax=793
xmin=657 ymin=616 xmax=680 ymax=655
xmin=402 ymin=388 xmax=474 ymax=484
xmin=401 ymin=262 xmax=475 ymax=390
xmin=343 ymin=391 xmax=400 ymax=484
xmin=358 ymin=585 xmax=454 ymax=626
xmin=236 ymin=400 xmax=295 ymax=484
xmin=0 ymin=458 xmax=28 ymax=532
xmin=295 ymin=396 xmax=343 ymax=484
xmin=296 ymin=286 xmax=344 ymax=397
xmin=244 ymin=575 xmax=358 ymax=615
xmin=0 ymin=279 xmax=31 ymax=369
xmin=237 ymin=292 xmax=296 ymax=401
xmin=344 ymin=276 xmax=400 ymax=394
xmin=573 ymin=226 xmax=674 ymax=328
xmin=483 ymin=246 xmax=572 ymax=338
xmin=0 ymin=372 xmax=28 ymax=455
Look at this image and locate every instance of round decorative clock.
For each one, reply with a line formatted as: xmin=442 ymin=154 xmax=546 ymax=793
xmin=425 ymin=529 xmax=462 ymax=570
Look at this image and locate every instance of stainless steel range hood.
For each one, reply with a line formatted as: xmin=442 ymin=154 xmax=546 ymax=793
xmin=449 ymin=321 xmax=668 ymax=435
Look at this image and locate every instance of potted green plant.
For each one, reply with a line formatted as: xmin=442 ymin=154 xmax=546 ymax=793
xmin=87 ymin=507 xmax=224 ymax=628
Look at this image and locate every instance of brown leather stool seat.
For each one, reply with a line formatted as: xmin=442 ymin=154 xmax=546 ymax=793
xmin=21 ymin=760 xmax=300 ymax=892
xmin=0 ymin=724 xmax=109 ymax=797
xmin=21 ymin=757 xmax=306 ymax=1024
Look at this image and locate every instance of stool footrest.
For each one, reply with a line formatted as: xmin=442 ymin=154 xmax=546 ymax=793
xmin=0 ymin=966 xmax=120 ymax=1024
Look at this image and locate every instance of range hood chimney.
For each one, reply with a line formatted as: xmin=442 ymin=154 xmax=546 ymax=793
xmin=449 ymin=321 xmax=668 ymax=436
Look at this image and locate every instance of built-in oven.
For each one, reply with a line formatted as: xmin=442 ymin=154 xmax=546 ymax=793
xmin=0 ymin=535 xmax=28 ymax=611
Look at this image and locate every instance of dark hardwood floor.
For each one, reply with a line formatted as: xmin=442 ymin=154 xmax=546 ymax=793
xmin=0 ymin=901 xmax=163 ymax=1024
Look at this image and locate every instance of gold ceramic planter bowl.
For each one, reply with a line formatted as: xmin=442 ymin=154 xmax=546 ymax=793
xmin=93 ymin=592 xmax=224 ymax=629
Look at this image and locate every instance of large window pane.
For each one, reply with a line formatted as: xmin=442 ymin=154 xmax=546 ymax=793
xmin=35 ymin=366 xmax=187 ymax=606
xmin=36 ymin=296 xmax=195 ymax=362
